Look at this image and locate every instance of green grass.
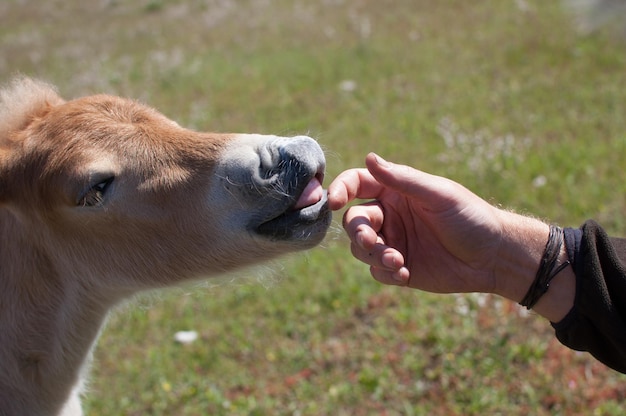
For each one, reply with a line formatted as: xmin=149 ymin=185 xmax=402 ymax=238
xmin=2 ymin=0 xmax=626 ymax=414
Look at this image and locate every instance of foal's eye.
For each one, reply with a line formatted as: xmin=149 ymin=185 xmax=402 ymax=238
xmin=78 ymin=177 xmax=115 ymax=207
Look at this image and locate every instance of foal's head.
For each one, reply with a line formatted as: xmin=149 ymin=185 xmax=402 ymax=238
xmin=0 ymin=78 xmax=331 ymax=294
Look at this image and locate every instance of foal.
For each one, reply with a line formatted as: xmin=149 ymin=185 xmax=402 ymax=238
xmin=0 ymin=77 xmax=331 ymax=415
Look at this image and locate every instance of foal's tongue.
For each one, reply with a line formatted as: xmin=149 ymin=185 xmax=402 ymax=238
xmin=294 ymin=177 xmax=324 ymax=210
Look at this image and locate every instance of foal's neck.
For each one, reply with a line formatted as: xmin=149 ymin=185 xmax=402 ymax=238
xmin=0 ymin=222 xmax=118 ymax=415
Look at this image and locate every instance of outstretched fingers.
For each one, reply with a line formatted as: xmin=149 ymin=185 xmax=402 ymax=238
xmin=343 ymin=202 xmax=409 ymax=285
xmin=370 ymin=264 xmax=410 ymax=286
xmin=342 ymin=202 xmax=384 ymax=248
xmin=350 ymin=236 xmax=409 ymax=286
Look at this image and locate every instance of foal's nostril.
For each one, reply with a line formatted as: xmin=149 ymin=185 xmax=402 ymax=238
xmin=262 ymin=165 xmax=281 ymax=180
xmin=257 ymin=136 xmax=324 ymax=184
xmin=258 ymin=146 xmax=281 ymax=180
xmin=259 ymin=145 xmax=302 ymax=182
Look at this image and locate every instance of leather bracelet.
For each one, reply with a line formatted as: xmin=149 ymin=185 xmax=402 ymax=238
xmin=520 ymin=225 xmax=570 ymax=310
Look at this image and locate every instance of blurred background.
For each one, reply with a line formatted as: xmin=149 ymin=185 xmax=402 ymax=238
xmin=2 ymin=0 xmax=625 ymax=414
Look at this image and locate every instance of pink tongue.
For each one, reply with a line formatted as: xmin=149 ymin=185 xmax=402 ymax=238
xmin=294 ymin=177 xmax=324 ymax=210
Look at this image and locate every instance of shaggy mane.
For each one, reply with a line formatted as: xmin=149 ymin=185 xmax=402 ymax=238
xmin=0 ymin=76 xmax=64 ymax=140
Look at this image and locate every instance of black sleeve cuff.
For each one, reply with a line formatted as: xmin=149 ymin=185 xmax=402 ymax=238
xmin=551 ymin=220 xmax=626 ymax=373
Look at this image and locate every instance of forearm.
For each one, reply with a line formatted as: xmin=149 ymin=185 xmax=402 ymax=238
xmin=492 ymin=210 xmax=575 ymax=322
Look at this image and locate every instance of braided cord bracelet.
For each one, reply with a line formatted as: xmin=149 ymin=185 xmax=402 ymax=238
xmin=520 ymin=225 xmax=571 ymax=310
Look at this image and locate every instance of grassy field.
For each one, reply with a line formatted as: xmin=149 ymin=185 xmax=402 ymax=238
xmin=2 ymin=0 xmax=626 ymax=414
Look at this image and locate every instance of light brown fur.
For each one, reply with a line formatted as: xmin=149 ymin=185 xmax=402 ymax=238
xmin=0 ymin=77 xmax=330 ymax=415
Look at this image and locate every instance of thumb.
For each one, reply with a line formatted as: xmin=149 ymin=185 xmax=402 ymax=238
xmin=364 ymin=153 xmax=442 ymax=199
xmin=365 ymin=153 xmax=476 ymax=215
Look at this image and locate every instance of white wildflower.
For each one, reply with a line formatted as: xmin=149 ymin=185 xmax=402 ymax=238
xmin=174 ymin=330 xmax=198 ymax=344
xmin=338 ymin=79 xmax=357 ymax=92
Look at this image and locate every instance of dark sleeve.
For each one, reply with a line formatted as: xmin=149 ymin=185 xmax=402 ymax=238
xmin=551 ymin=220 xmax=626 ymax=373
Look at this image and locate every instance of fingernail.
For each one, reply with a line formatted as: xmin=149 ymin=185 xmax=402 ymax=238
xmin=392 ymin=267 xmax=409 ymax=283
xmin=326 ymin=190 xmax=340 ymax=211
xmin=356 ymin=230 xmax=366 ymax=249
xmin=373 ymin=153 xmax=391 ymax=169
xmin=382 ymin=251 xmax=400 ymax=269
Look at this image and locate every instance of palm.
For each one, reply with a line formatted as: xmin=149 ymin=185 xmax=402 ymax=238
xmin=375 ymin=185 xmax=501 ymax=293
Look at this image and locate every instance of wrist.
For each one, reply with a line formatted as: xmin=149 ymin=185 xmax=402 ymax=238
xmin=492 ymin=210 xmax=550 ymax=302
xmin=492 ymin=211 xmax=575 ymax=322
xmin=531 ymin=242 xmax=574 ymax=322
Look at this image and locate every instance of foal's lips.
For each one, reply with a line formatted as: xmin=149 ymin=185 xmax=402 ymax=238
xmin=256 ymin=175 xmax=331 ymax=239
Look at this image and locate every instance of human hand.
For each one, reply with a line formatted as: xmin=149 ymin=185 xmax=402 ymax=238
xmin=328 ymin=153 xmax=506 ymax=294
